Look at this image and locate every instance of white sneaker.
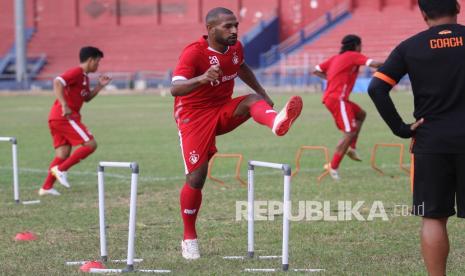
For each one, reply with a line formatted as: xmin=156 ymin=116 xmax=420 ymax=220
xmin=346 ymin=147 xmax=362 ymax=162
xmin=181 ymin=239 xmax=200 ymax=260
xmin=324 ymin=163 xmax=340 ymax=181
xmin=38 ymin=188 xmax=61 ymax=196
xmin=51 ymin=166 xmax=70 ymax=188
xmin=272 ymin=96 xmax=303 ymax=136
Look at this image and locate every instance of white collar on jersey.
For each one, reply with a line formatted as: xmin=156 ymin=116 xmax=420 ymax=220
xmin=208 ymin=46 xmax=229 ymax=55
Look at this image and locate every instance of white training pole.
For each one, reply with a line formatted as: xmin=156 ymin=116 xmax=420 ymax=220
xmin=97 ymin=166 xmax=108 ymax=262
xmin=99 ymin=161 xmax=133 ymax=168
xmin=126 ymin=165 xmax=139 ymax=272
xmin=11 ymin=140 xmax=19 ymax=203
xmin=247 ymin=164 xmax=254 ymax=258
xmin=282 ymin=173 xmax=291 ymax=271
xmin=0 ymin=137 xmax=20 ymax=203
xmin=249 ymin=160 xmax=285 ymax=170
xmin=90 ymin=268 xmax=171 ymax=274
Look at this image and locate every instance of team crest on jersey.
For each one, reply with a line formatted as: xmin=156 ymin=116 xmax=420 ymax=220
xmin=209 ymin=56 xmax=220 ymax=65
xmin=439 ymin=30 xmax=452 ymax=35
xmin=189 ymin=151 xmax=200 ymax=165
xmin=232 ymin=52 xmax=239 ymax=65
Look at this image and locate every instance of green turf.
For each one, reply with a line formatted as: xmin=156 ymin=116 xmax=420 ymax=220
xmin=1 ymin=92 xmax=464 ymax=275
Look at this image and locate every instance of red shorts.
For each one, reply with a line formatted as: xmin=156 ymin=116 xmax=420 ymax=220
xmin=324 ymin=98 xmax=362 ymax=133
xmin=49 ymin=119 xmax=94 ymax=148
xmin=177 ymin=96 xmax=250 ymax=174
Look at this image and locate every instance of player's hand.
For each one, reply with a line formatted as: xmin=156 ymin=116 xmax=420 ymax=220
xmin=61 ymin=105 xmax=72 ymax=118
xmin=98 ymin=75 xmax=112 ymax=86
xmin=199 ymin=65 xmax=222 ymax=84
xmin=410 ymin=118 xmax=424 ymax=131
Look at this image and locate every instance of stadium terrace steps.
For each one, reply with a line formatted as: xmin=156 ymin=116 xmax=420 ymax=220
xmin=276 ymin=5 xmax=433 ymax=69
xmin=2 ymin=0 xmax=277 ymax=79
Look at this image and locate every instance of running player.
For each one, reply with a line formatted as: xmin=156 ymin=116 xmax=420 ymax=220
xmin=39 ymin=46 xmax=111 ymax=196
xmin=369 ymin=1 xmax=462 ymax=275
xmin=313 ymin=35 xmax=382 ymax=180
xmin=171 ymin=7 xmax=303 ymax=259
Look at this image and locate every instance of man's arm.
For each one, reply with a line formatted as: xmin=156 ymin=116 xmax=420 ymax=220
xmin=312 ymin=70 xmax=327 ymax=80
xmin=368 ymin=76 xmax=423 ymax=138
xmin=171 ymin=65 xmax=221 ymax=97
xmin=53 ymin=78 xmax=71 ymax=117
xmin=238 ymin=63 xmax=273 ymax=106
xmin=367 ymin=60 xmax=383 ymax=69
xmin=86 ymin=75 xmax=112 ymax=102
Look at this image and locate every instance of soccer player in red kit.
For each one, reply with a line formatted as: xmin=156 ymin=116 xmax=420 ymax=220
xmin=171 ymin=7 xmax=303 ymax=259
xmin=38 ymin=46 xmax=111 ymax=196
xmin=313 ymin=35 xmax=382 ymax=180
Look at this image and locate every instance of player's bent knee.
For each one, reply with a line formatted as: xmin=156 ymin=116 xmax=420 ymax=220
xmin=245 ymin=94 xmax=263 ymax=105
xmin=345 ymin=131 xmax=358 ymax=139
xmin=84 ymin=139 xmax=98 ymax=151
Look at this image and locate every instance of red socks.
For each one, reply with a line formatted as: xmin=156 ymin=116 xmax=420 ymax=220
xmin=250 ymin=100 xmax=277 ymax=129
xmin=42 ymin=157 xmax=65 ymax=189
xmin=58 ymin=146 xmax=95 ymax=171
xmin=331 ymin=152 xmax=344 ymax=170
xmin=180 ymin=183 xmax=202 ymax=240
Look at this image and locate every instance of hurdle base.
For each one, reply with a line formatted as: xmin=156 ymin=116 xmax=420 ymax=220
xmin=247 ymin=251 xmax=254 ymax=258
xmin=90 ymin=268 xmax=171 ymax=274
xmin=15 ymin=199 xmax=20 ymax=204
xmin=122 ymin=265 xmax=134 ymax=272
xmin=101 ymin=256 xmax=108 ymax=262
xmin=283 ymin=264 xmax=289 ymax=271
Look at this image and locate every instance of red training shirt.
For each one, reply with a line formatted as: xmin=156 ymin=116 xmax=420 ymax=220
xmin=316 ymin=51 xmax=372 ymax=102
xmin=48 ymin=67 xmax=91 ymax=121
xmin=172 ymin=36 xmax=244 ymax=114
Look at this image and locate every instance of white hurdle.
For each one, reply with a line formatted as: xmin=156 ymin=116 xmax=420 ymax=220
xmin=0 ymin=137 xmax=20 ymax=203
xmin=224 ymin=160 xmax=292 ymax=271
xmin=92 ymin=161 xmax=170 ymax=274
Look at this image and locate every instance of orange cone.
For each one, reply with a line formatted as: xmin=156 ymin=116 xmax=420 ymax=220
xmin=80 ymin=261 xmax=106 ymax=272
xmin=14 ymin=231 xmax=37 ymax=241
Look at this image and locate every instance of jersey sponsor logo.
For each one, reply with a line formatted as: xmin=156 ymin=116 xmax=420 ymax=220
xmin=221 ymin=72 xmax=238 ymax=82
xmin=189 ymin=151 xmax=200 ymax=165
xmin=430 ymin=37 xmax=464 ymax=49
xmin=209 ymin=56 xmax=220 ymax=65
xmin=232 ymin=52 xmax=239 ymax=65
xmin=438 ymin=30 xmax=452 ymax=35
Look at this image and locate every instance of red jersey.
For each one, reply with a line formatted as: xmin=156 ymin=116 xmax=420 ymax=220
xmin=316 ymin=51 xmax=371 ymax=102
xmin=48 ymin=67 xmax=91 ymax=121
xmin=172 ymin=36 xmax=244 ymax=114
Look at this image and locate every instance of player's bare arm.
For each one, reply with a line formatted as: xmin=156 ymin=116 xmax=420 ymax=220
xmin=368 ymin=61 xmax=383 ymax=69
xmin=86 ymin=75 xmax=112 ymax=102
xmin=53 ymin=78 xmax=72 ymax=117
xmin=312 ymin=70 xmax=327 ymax=80
xmin=171 ymin=65 xmax=222 ymax=96
xmin=238 ymin=63 xmax=274 ymax=107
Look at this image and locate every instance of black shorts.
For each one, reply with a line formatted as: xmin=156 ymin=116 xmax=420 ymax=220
xmin=412 ymin=153 xmax=465 ymax=218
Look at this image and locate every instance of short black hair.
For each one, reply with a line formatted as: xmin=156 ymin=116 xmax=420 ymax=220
xmin=79 ymin=46 xmax=104 ymax=63
xmin=418 ymin=0 xmax=459 ymax=20
xmin=340 ymin=34 xmax=361 ymax=54
xmin=205 ymin=7 xmax=234 ymax=25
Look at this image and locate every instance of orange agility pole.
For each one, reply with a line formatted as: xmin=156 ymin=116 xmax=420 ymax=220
xmin=370 ymin=143 xmax=410 ymax=176
xmin=207 ymin=153 xmax=246 ymax=187
xmin=292 ymin=146 xmax=330 ymax=182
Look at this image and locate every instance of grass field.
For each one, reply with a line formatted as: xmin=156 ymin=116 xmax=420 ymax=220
xmin=1 ymin=92 xmax=465 ymax=275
